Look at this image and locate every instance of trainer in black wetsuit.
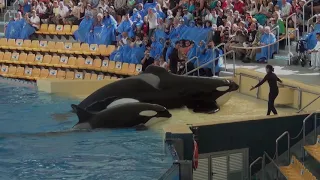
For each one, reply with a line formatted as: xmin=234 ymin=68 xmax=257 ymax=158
xmin=250 ymin=65 xmax=283 ymax=115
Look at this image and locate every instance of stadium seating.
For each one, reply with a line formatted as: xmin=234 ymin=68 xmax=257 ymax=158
xmin=0 ymin=38 xmax=115 ymax=56
xmin=279 ymin=156 xmax=316 ymax=179
xmin=36 ymin=24 xmax=78 ymax=36
xmin=304 ymin=135 xmax=320 ymax=163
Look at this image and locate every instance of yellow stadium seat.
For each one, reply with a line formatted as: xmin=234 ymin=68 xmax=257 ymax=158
xmin=48 ymin=69 xmax=57 ymax=78
xmin=35 ymin=68 xmax=49 ymax=80
xmin=89 ymin=44 xmax=99 ymax=55
xmin=10 ymin=52 xmax=20 ymax=64
xmin=119 ymin=63 xmax=129 ymax=75
xmin=91 ymin=73 xmax=98 ymax=80
xmin=59 ymin=42 xmax=73 ymax=54
xmin=13 ymin=66 xmax=24 ymax=78
xmin=107 ymin=60 xmax=116 ymax=73
xmin=71 ymin=43 xmax=81 ymax=54
xmin=134 ymin=64 xmax=142 ymax=75
xmin=84 ymin=57 xmax=93 ymax=69
xmin=81 ymin=43 xmax=90 ymax=55
xmin=57 ymin=69 xmax=66 ymax=79
xmin=34 ymin=54 xmax=44 ymax=64
xmin=4 ymin=65 xmax=17 ymax=78
xmin=48 ymin=24 xmax=57 ymax=34
xmin=97 ymin=74 xmax=105 ymax=80
xmin=56 ymin=25 xmax=64 ymax=35
xmin=64 ymin=56 xmax=76 ymax=68
xmin=127 ymin=64 xmax=136 ymax=76
xmin=98 ymin=45 xmax=108 ymax=56
xmin=36 ymin=24 xmax=48 ymax=34
xmin=101 ymin=59 xmax=109 ymax=72
xmin=23 ymin=67 xmax=33 ymax=79
xmin=46 ymin=41 xmax=56 ymax=52
xmin=66 ymin=70 xmax=75 ymax=80
xmin=84 ymin=72 xmax=91 ymax=80
xmin=17 ymin=53 xmax=28 ymax=65
xmin=92 ymin=58 xmax=102 ymax=70
xmin=39 ymin=41 xmax=48 ymax=51
xmin=74 ymin=71 xmax=83 ymax=80
xmin=76 ymin=57 xmax=85 ymax=68
xmin=3 ymin=52 xmax=11 ymax=63
xmin=0 ymin=65 xmax=9 ymax=75
xmin=111 ymin=76 xmax=117 ymax=80
xmin=26 ymin=53 xmax=35 ymax=65
xmin=105 ymin=45 xmax=116 ymax=56
xmin=49 ymin=56 xmax=60 ymax=67
xmin=41 ymin=55 xmax=52 ymax=65
xmin=70 ymin=25 xmax=78 ymax=35
xmin=28 ymin=40 xmax=40 ymax=51
xmin=62 ymin=25 xmax=71 ymax=35
xmin=114 ymin=61 xmax=122 ymax=74
xmin=21 ymin=40 xmax=31 ymax=51
xmin=0 ymin=38 xmax=8 ymax=48
xmin=6 ymin=39 xmax=16 ymax=50
xmin=51 ymin=42 xmax=63 ymax=53
xmin=0 ymin=52 xmax=4 ymax=62
xmin=15 ymin=39 xmax=24 ymax=50
xmin=58 ymin=56 xmax=68 ymax=67
xmin=28 ymin=67 xmax=40 ymax=80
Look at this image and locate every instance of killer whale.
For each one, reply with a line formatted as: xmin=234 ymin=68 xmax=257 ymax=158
xmin=76 ymin=66 xmax=239 ymax=114
xmin=71 ymin=97 xmax=172 ymax=129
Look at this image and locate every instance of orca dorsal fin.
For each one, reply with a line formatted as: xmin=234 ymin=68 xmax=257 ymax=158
xmin=71 ymin=104 xmax=94 ymax=123
xmin=85 ymin=96 xmax=120 ymax=112
xmin=144 ymin=65 xmax=168 ymax=76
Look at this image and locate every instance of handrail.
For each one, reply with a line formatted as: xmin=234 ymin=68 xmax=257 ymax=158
xmin=302 ymin=112 xmax=318 ymax=162
xmin=307 ymin=15 xmax=318 ymax=33
xmin=185 ymin=56 xmax=200 ymax=76
xmin=271 ymin=25 xmax=280 ymax=54
xmin=2 ymin=10 xmax=11 ymax=37
xmin=263 ymin=151 xmax=283 ymax=180
xmin=303 ymin=0 xmax=315 ymax=34
xmin=287 ymin=28 xmax=299 ymax=65
xmin=286 ymin=13 xmax=296 ymax=47
xmin=297 ymin=95 xmax=320 ymax=113
xmin=213 ymin=43 xmax=226 ymax=71
xmin=184 ymin=50 xmax=236 ymax=77
xmin=249 ymin=156 xmax=263 ymax=180
xmin=13 ymin=0 xmax=18 ymax=11
xmin=275 ymin=131 xmax=290 ymax=165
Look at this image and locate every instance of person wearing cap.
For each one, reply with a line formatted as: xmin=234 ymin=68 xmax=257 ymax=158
xmin=308 ymin=32 xmax=320 ymax=71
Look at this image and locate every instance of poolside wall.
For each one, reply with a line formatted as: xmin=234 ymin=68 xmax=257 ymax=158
xmin=191 ymin=113 xmax=320 ymax=174
xmin=235 ymin=68 xmax=320 ymax=111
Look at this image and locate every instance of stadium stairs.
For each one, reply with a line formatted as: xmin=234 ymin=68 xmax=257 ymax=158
xmin=252 ymin=114 xmax=320 ymax=180
xmin=0 ymin=6 xmax=144 ymax=81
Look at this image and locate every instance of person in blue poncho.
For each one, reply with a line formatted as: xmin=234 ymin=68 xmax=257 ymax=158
xmin=255 ymin=26 xmax=276 ymax=63
xmin=19 ymin=13 xmax=36 ymax=39
xmin=155 ymin=4 xmax=166 ymax=19
xmin=150 ymin=36 xmax=163 ymax=61
xmin=197 ymin=40 xmax=215 ymax=77
xmin=305 ymin=15 xmax=320 ymax=50
xmin=102 ymin=10 xmax=117 ymax=45
xmin=117 ymin=13 xmax=133 ymax=34
xmin=89 ymin=13 xmax=110 ymax=45
xmin=5 ymin=16 xmax=21 ymax=39
xmin=74 ymin=13 xmax=94 ymax=42
xmin=186 ymin=41 xmax=198 ymax=75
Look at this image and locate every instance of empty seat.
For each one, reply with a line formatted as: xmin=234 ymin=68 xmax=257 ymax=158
xmin=4 ymin=65 xmax=17 ymax=78
xmin=26 ymin=53 xmax=36 ymax=65
xmin=104 ymin=75 xmax=111 ymax=79
xmin=0 ymin=52 xmax=3 ymax=61
xmin=84 ymin=72 xmax=91 ymax=80
xmin=39 ymin=41 xmax=48 ymax=51
xmin=92 ymin=58 xmax=102 ymax=70
xmin=107 ymin=60 xmax=116 ymax=73
xmin=59 ymin=42 xmax=73 ymax=54
xmin=56 ymin=25 xmax=64 ymax=35
xmin=48 ymin=56 xmax=60 ymax=67
xmin=52 ymin=42 xmax=63 ymax=53
xmin=34 ymin=54 xmax=44 ymax=64
xmin=17 ymin=53 xmax=28 ymax=65
xmin=6 ymin=39 xmax=16 ymax=49
xmin=280 ymin=156 xmax=316 ymax=180
xmin=48 ymin=24 xmax=56 ymax=34
xmin=27 ymin=40 xmax=40 ymax=51
xmin=0 ymin=65 xmax=9 ymax=75
xmin=66 ymin=70 xmax=75 ymax=80
xmin=3 ymin=52 xmax=12 ymax=62
xmin=70 ymin=43 xmax=81 ymax=54
xmin=13 ymin=66 xmax=25 ymax=78
xmin=29 ymin=67 xmax=40 ymax=80
xmin=0 ymin=38 xmax=8 ymax=48
xmin=76 ymin=57 xmax=85 ymax=68
xmin=105 ymin=45 xmax=116 ymax=56
xmin=304 ymin=136 xmax=320 ymax=163
xmin=58 ymin=56 xmax=69 ymax=67
xmin=47 ymin=41 xmax=57 ymax=52
xmin=127 ymin=64 xmax=136 ymax=76
xmin=21 ymin=40 xmax=32 ymax=50
xmin=97 ymin=74 xmax=104 ymax=80
xmin=134 ymin=64 xmax=142 ymax=75
xmin=35 ymin=68 xmax=49 ymax=80
xmin=10 ymin=52 xmax=20 ymax=64
xmin=63 ymin=56 xmax=76 ymax=68
xmin=74 ymin=71 xmax=84 ymax=80
xmin=84 ymin=58 xmax=93 ymax=69
xmin=41 ymin=55 xmax=52 ymax=64
xmin=90 ymin=73 xmax=98 ymax=80
xmin=15 ymin=39 xmax=24 ymax=50
xmin=119 ymin=63 xmax=129 ymax=75
xmin=81 ymin=43 xmax=90 ymax=55
xmin=36 ymin=24 xmax=48 ymax=34
xmin=89 ymin=44 xmax=99 ymax=55
xmin=98 ymin=45 xmax=108 ymax=56
xmin=62 ymin=25 xmax=71 ymax=35
xmin=23 ymin=67 xmax=33 ymax=78
xmin=111 ymin=76 xmax=118 ymax=80
xmin=57 ymin=69 xmax=66 ymax=79
xmin=101 ymin=59 xmax=109 ymax=72
xmin=48 ymin=69 xmax=58 ymax=78
xmin=114 ymin=61 xmax=123 ymax=74
xmin=70 ymin=25 xmax=78 ymax=35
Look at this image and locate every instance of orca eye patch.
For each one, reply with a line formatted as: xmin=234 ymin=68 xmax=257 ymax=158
xmin=216 ymin=86 xmax=230 ymax=91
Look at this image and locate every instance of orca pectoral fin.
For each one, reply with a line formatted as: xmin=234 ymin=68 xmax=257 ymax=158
xmin=85 ymin=96 xmax=120 ymax=112
xmin=192 ymin=101 xmax=220 ymax=114
xmin=134 ymin=123 xmax=148 ymax=131
xmin=71 ymin=104 xmax=94 ymax=123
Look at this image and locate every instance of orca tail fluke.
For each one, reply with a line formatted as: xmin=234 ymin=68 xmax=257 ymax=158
xmin=71 ymin=104 xmax=94 ymax=124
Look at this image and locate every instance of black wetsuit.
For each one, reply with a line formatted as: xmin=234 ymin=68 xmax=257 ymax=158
xmin=254 ymin=72 xmax=282 ymax=115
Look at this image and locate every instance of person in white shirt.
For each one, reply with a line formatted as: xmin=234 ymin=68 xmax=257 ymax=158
xmin=308 ymin=32 xmax=320 ymax=71
xmin=145 ymin=8 xmax=158 ymax=37
xmin=36 ymin=2 xmax=47 ymax=16
xmin=280 ymin=0 xmax=291 ymax=18
xmin=30 ymin=10 xmax=40 ymax=30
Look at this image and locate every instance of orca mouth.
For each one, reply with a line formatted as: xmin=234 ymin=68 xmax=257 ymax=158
xmin=158 ymin=109 xmax=172 ymax=118
xmin=230 ymin=82 xmax=239 ymax=91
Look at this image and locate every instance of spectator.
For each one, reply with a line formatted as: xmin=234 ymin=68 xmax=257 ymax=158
xmin=30 ymin=10 xmax=40 ymax=30
xmin=141 ymin=50 xmax=154 ymax=71
xmin=168 ymin=41 xmax=184 ymax=74
xmin=145 ymin=8 xmax=158 ymax=37
xmin=64 ymin=2 xmax=81 ymax=25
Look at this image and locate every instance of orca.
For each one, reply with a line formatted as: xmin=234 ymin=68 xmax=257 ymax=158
xmin=71 ymin=97 xmax=172 ymax=129
xmin=75 ymin=66 xmax=239 ymax=114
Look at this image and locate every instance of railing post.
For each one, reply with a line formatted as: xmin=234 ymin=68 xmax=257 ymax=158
xmin=302 ymin=113 xmax=314 ymax=162
xmin=315 ymin=113 xmax=318 ymax=144
xmin=275 ymin=131 xmax=290 ymax=165
xmin=303 ymin=0 xmax=314 ymax=34
xmin=307 ymin=15 xmax=317 ymax=33
xmin=249 ymin=157 xmax=262 ymax=180
xmin=232 ymin=51 xmax=235 ymax=77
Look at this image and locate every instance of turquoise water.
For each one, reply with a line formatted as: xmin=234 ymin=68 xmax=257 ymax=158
xmin=0 ymin=80 xmax=172 ymax=180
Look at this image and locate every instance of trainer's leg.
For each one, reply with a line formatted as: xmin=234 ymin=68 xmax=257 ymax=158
xmin=269 ymin=92 xmax=278 ymax=115
xmin=315 ymin=52 xmax=320 ymax=71
xmin=310 ymin=53 xmax=316 ymax=69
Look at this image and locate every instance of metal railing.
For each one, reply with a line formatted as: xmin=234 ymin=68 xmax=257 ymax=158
xmin=303 ymin=0 xmax=315 ymax=34
xmin=297 ymin=95 xmax=320 ymax=113
xmin=184 ymin=56 xmax=200 ymax=76
xmin=12 ymin=0 xmax=18 ymax=11
xmin=287 ymin=28 xmax=299 ymax=65
xmin=271 ymin=25 xmax=280 ymax=54
xmin=302 ymin=112 xmax=318 ymax=162
xmin=184 ymin=50 xmax=236 ymax=77
xmin=275 ymin=131 xmax=290 ymax=166
xmin=263 ymin=151 xmax=283 ymax=180
xmin=307 ymin=14 xmax=318 ymax=33
xmin=285 ymin=13 xmax=297 ymax=47
xmin=249 ymin=156 xmax=263 ymax=180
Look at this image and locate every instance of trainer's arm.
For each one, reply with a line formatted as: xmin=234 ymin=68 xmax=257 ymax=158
xmin=250 ymin=75 xmax=268 ymax=90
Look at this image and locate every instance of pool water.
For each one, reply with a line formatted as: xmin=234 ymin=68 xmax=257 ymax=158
xmin=0 ymin=80 xmax=172 ymax=180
